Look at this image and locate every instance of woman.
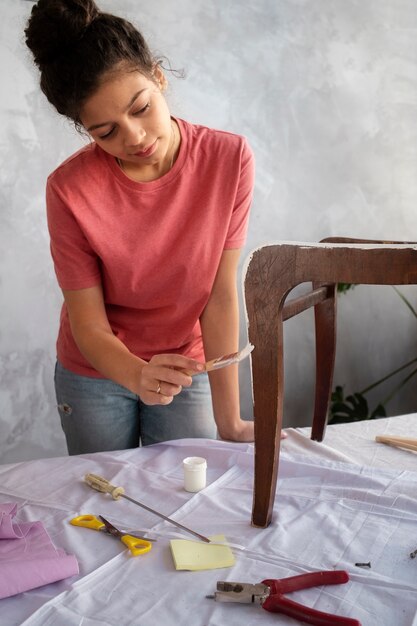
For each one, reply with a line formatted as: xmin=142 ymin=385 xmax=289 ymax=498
xmin=25 ymin=0 xmax=255 ymax=454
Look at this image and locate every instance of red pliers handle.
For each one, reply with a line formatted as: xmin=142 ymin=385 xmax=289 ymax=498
xmin=262 ymin=571 xmax=361 ymax=626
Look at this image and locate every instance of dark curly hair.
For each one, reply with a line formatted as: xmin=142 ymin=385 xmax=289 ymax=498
xmin=25 ymin=0 xmax=156 ymax=123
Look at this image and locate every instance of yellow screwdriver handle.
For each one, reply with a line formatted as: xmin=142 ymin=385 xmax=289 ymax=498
xmin=84 ymin=473 xmax=125 ymax=500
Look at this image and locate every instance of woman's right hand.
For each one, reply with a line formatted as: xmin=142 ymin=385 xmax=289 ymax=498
xmin=62 ymin=285 xmax=205 ymax=403
xmin=137 ymin=354 xmax=204 ymax=405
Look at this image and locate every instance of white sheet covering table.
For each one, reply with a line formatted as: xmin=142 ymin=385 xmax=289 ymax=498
xmin=1 ymin=414 xmax=417 ymax=626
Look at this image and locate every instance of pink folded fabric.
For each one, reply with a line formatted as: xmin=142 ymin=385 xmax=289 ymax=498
xmin=0 ymin=502 xmax=79 ymax=599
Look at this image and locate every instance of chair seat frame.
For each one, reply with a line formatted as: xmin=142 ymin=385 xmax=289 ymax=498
xmin=244 ymin=241 xmax=417 ymax=527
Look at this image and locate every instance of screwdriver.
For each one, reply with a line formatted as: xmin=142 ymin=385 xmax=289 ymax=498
xmin=84 ymin=473 xmax=210 ymax=543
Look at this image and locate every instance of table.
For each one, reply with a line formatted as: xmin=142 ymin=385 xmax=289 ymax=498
xmin=1 ymin=415 xmax=417 ymax=626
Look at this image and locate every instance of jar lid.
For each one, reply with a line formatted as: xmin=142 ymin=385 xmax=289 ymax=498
xmin=183 ymin=456 xmax=207 ymax=471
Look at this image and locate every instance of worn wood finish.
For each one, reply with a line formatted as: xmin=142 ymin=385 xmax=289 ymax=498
xmin=244 ymin=242 xmax=417 ymax=528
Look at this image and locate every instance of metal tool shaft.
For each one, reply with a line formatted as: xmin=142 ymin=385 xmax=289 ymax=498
xmin=120 ymin=493 xmax=210 ymax=542
xmin=84 ymin=473 xmax=210 ymax=543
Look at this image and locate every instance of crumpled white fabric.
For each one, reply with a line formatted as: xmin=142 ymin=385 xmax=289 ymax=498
xmin=0 ymin=437 xmax=415 ymax=626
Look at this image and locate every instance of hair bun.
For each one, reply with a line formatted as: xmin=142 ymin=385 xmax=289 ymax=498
xmin=25 ymin=0 xmax=100 ymax=67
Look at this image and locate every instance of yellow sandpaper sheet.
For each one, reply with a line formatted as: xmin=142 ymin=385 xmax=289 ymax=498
xmin=170 ymin=534 xmax=235 ymax=571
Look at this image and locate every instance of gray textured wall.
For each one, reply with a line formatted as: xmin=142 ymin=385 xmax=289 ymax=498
xmin=1 ymin=0 xmax=416 ymax=463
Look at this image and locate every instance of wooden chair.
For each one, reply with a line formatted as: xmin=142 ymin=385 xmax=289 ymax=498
xmin=243 ymin=240 xmax=417 ymax=527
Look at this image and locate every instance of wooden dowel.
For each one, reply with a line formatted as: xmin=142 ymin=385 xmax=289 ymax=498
xmin=376 ymin=435 xmax=417 ymax=446
xmin=375 ymin=435 xmax=417 ymax=452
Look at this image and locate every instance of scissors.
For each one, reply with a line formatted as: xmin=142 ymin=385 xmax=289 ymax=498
xmin=70 ymin=514 xmax=153 ymax=556
xmin=208 ymin=570 xmax=361 ymax=626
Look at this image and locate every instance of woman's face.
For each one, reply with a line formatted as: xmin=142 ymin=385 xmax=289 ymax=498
xmin=80 ymin=66 xmax=174 ymax=179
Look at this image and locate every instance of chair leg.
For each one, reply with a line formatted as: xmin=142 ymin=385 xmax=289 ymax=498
xmin=251 ymin=314 xmax=284 ymax=528
xmin=311 ymin=284 xmax=337 ymax=441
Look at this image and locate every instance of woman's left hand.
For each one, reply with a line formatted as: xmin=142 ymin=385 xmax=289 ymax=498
xmin=218 ymin=418 xmax=287 ymax=443
xmin=217 ymin=418 xmax=254 ymax=442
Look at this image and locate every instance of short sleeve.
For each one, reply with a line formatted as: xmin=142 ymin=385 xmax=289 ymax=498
xmin=46 ymin=178 xmax=102 ymax=290
xmin=223 ymin=137 xmax=255 ymax=249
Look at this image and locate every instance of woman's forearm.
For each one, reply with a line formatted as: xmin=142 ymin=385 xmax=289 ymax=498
xmin=70 ymin=321 xmax=145 ymax=394
xmin=200 ymin=255 xmax=253 ymax=442
xmin=63 ymin=285 xmax=202 ymax=404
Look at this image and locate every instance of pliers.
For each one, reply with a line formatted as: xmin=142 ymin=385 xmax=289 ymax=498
xmin=208 ymin=570 xmax=361 ymax=626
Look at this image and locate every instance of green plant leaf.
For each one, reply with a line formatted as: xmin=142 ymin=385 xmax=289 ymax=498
xmin=370 ymin=404 xmax=386 ymax=419
xmin=330 ymin=385 xmax=345 ymax=403
xmin=328 ymin=387 xmax=386 ymax=423
xmin=337 ymin=283 xmax=356 ymax=295
xmin=330 ymin=281 xmax=417 ymax=422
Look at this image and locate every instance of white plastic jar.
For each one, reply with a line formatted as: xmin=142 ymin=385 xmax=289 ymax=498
xmin=183 ymin=456 xmax=207 ymax=492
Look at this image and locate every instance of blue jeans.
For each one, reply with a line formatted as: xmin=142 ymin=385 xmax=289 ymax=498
xmin=54 ymin=361 xmax=216 ymax=455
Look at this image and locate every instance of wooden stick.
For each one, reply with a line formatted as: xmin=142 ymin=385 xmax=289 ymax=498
xmin=376 ymin=435 xmax=417 ymax=446
xmin=375 ymin=435 xmax=417 ymax=452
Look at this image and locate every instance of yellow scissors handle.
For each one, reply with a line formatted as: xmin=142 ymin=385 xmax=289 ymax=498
xmin=120 ymin=534 xmax=152 ymax=556
xmin=70 ymin=515 xmax=152 ymax=556
xmin=70 ymin=514 xmax=105 ymax=530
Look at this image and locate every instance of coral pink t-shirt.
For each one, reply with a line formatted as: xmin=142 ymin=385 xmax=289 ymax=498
xmin=46 ymin=118 xmax=254 ymax=377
